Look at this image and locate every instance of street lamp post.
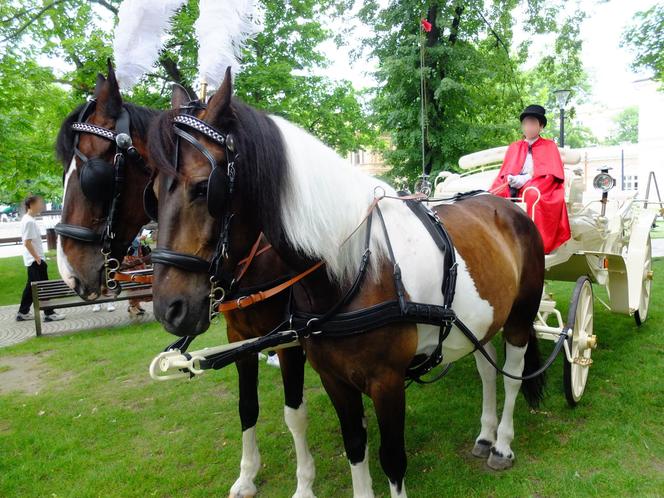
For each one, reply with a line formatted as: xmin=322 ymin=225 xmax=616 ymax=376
xmin=554 ymin=89 xmax=571 ymax=147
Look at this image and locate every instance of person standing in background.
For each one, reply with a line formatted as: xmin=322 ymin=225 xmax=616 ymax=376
xmin=16 ymin=195 xmax=65 ymax=322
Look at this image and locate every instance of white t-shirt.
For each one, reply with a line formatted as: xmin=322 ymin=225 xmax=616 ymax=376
xmin=20 ymin=214 xmax=45 ymax=266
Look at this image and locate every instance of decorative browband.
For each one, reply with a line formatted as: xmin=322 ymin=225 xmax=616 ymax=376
xmin=71 ymin=122 xmax=117 ymax=140
xmin=173 ymin=114 xmax=226 ymax=146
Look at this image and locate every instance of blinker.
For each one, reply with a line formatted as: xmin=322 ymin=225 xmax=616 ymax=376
xmin=207 ymin=167 xmax=227 ymax=218
xmin=80 ymin=158 xmax=115 ymax=202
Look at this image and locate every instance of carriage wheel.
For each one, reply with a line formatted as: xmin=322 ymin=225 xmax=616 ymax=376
xmin=634 ymin=235 xmax=653 ymax=326
xmin=563 ymin=276 xmax=596 ymax=407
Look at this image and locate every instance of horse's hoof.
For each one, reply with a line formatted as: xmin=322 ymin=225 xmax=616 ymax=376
xmin=292 ymin=492 xmax=316 ymax=498
xmin=471 ymin=439 xmax=492 ymax=458
xmin=487 ymin=447 xmax=514 ymax=471
xmin=229 ymin=484 xmax=257 ymax=498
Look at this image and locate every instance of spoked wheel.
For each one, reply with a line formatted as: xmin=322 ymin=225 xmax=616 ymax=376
xmin=563 ymin=276 xmax=597 ymax=407
xmin=634 ymin=235 xmax=653 ymax=326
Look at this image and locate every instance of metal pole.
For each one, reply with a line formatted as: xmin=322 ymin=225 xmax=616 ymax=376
xmin=621 ymin=148 xmax=625 ymax=190
xmin=559 ymin=107 xmax=565 ymax=148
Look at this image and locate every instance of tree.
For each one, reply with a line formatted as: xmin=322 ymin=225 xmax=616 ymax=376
xmin=604 ymin=106 xmax=639 ymax=145
xmin=0 ymin=52 xmax=77 ymax=203
xmin=0 ymin=0 xmax=376 ymax=201
xmin=622 ymin=5 xmax=664 ymax=86
xmin=359 ymin=0 xmax=590 ymax=182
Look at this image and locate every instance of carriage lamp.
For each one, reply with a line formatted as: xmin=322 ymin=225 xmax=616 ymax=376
xmin=592 ymin=171 xmax=616 ymax=192
xmin=594 ymin=168 xmax=615 ymax=217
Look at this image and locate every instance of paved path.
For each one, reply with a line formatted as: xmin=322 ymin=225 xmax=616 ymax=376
xmin=653 ymin=238 xmax=664 ymax=257
xmin=0 ymin=302 xmax=154 ymax=348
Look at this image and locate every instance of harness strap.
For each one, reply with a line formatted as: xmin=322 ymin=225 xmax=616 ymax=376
xmin=235 ymin=234 xmax=265 ymax=282
xmin=54 ymin=223 xmax=103 ymax=242
xmin=237 ymin=241 xmax=272 ymax=268
xmin=173 ymin=126 xmax=219 ymax=170
xmin=218 ymin=261 xmax=324 ymax=312
xmin=151 ymin=248 xmax=209 ymax=272
xmin=299 ymin=211 xmax=374 ymax=336
xmin=112 ymin=271 xmax=153 ymax=284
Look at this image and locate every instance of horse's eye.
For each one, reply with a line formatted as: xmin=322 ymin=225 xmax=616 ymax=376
xmin=192 ymin=181 xmax=208 ymax=199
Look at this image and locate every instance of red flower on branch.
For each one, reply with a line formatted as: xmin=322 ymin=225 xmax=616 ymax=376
xmin=421 ymin=18 xmax=432 ymax=32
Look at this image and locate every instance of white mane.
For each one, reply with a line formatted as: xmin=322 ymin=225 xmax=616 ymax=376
xmin=270 ymin=116 xmax=390 ymax=284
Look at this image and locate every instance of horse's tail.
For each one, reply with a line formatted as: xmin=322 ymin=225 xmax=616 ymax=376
xmin=520 ymin=326 xmax=546 ymax=409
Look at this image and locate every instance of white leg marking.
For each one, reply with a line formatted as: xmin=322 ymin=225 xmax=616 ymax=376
xmin=57 ymin=158 xmax=78 ymax=289
xmin=284 ymin=402 xmax=316 ymax=498
xmin=349 ymin=446 xmax=374 ymax=498
xmin=389 ymin=480 xmax=407 ymax=498
xmin=494 ymin=342 xmax=527 ymax=460
xmin=473 ymin=343 xmax=498 ymax=446
xmin=229 ymin=427 xmax=261 ymax=498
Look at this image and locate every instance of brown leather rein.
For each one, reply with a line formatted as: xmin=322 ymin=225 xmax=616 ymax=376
xmin=113 ymin=233 xmax=324 ymax=313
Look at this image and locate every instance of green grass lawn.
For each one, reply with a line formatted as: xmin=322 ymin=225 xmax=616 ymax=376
xmin=0 ymin=251 xmax=60 ymax=306
xmin=0 ymin=262 xmax=663 ymax=497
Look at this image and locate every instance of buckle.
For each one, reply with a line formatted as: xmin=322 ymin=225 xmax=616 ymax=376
xmin=236 ymin=295 xmax=252 ymax=309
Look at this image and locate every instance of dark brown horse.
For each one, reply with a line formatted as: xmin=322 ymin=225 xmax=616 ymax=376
xmin=56 ymin=65 xmax=316 ymax=498
xmin=55 ymin=63 xmax=157 ymax=299
xmin=148 ymin=71 xmax=546 ymax=498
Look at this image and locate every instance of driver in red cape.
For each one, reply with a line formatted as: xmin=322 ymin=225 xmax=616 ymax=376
xmin=489 ymin=104 xmax=571 ymax=253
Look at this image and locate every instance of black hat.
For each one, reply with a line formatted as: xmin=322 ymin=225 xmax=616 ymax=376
xmin=520 ymin=104 xmax=547 ymax=127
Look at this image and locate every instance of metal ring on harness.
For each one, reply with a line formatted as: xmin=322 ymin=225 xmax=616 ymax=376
xmin=373 ymin=185 xmax=386 ymax=199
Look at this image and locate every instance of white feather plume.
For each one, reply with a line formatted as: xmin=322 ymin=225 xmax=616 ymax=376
xmin=195 ymin=0 xmax=263 ymax=88
xmin=113 ymin=0 xmax=187 ymax=91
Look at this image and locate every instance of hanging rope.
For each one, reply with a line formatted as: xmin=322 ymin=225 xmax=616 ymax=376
xmin=416 ymin=18 xmax=433 ymax=197
xmin=419 ymin=25 xmax=428 ymax=177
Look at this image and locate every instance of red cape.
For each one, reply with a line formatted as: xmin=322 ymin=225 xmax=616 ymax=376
xmin=490 ymin=138 xmax=571 ymax=253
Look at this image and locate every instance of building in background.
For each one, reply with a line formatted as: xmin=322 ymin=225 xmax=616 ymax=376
xmin=347 ymin=148 xmax=390 ymax=176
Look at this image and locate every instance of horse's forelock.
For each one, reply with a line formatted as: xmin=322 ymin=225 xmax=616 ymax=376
xmin=56 ymin=103 xmax=87 ymax=168
xmin=147 ymin=109 xmax=180 ymax=178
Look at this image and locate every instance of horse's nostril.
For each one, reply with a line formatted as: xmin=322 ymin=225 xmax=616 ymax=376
xmin=164 ymin=299 xmax=188 ymax=328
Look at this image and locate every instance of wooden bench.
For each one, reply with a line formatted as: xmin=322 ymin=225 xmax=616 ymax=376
xmin=31 ymin=276 xmax=152 ymax=337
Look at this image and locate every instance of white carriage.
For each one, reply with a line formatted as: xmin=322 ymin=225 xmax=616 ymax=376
xmin=434 ymin=146 xmax=659 ymax=405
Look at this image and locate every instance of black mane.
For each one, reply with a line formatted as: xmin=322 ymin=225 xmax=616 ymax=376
xmin=55 ymin=102 xmax=160 ymax=167
xmin=148 ymin=96 xmax=288 ymax=243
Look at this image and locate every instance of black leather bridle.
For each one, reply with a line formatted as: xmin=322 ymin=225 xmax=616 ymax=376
xmin=55 ymin=99 xmax=146 ymax=290
xmin=148 ymin=103 xmax=239 ymax=319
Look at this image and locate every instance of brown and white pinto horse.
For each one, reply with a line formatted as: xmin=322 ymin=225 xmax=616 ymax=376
xmin=148 ymin=72 xmax=546 ymax=498
xmin=56 ymin=66 xmax=316 ymax=498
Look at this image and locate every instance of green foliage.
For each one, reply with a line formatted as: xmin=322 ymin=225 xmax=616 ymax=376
xmin=0 ymin=53 xmax=77 ymax=203
xmin=622 ymin=5 xmax=664 ymax=86
xmin=0 ymin=0 xmax=376 ymax=203
xmin=360 ymin=1 xmax=591 ymax=182
xmin=604 ymin=106 xmax=639 ymax=146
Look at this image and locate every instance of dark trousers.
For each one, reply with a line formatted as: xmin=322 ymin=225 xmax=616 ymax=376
xmin=19 ymin=261 xmax=53 ymax=315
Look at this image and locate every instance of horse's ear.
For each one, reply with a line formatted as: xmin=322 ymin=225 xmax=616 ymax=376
xmin=171 ymin=83 xmax=195 ymax=110
xmin=94 ymin=60 xmax=122 ymax=119
xmin=205 ymin=67 xmax=233 ymax=125
xmin=94 ymin=73 xmax=106 ymax=96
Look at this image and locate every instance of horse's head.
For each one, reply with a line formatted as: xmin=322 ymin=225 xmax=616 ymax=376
xmin=148 ymin=69 xmax=287 ymax=336
xmin=56 ymin=61 xmax=157 ymax=299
